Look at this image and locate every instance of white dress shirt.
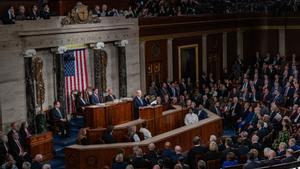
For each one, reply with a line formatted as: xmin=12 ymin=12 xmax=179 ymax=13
xmin=139 ymin=127 xmax=152 ymax=139
xmin=184 ymin=113 xmax=199 ymax=126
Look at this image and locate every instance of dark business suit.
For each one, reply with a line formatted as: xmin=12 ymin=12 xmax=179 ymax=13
xmin=31 ymin=161 xmax=43 ymax=169
xmin=186 ymin=145 xmax=207 ymax=169
xmin=133 ymin=96 xmax=147 ymax=119
xmin=2 ymin=11 xmax=15 ymax=24
xmin=28 ymin=11 xmax=39 ymax=20
xmin=104 ymin=94 xmax=116 ymax=102
xmin=50 ymin=107 xmax=69 ymax=136
xmin=89 ymin=94 xmax=102 ymax=105
xmin=9 ymin=139 xmax=31 ymax=167
xmin=75 ymin=97 xmax=87 ymax=113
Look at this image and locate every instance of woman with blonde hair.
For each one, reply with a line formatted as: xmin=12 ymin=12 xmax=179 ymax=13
xmin=204 ymin=141 xmax=221 ymax=161
xmin=77 ymin=128 xmax=89 ymax=145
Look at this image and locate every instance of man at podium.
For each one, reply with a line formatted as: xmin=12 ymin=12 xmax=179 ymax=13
xmin=104 ymin=88 xmax=116 ymax=102
xmin=133 ymin=90 xmax=147 ymax=119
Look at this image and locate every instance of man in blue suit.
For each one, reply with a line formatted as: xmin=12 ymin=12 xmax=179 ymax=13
xmin=133 ymin=90 xmax=147 ymax=119
xmin=89 ymin=88 xmax=103 ymax=105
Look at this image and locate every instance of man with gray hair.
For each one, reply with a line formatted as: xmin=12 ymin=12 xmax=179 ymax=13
xmin=31 ymin=154 xmax=43 ymax=169
xmin=133 ymin=90 xmax=147 ymax=119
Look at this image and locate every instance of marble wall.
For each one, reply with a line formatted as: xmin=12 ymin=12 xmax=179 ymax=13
xmin=0 ymin=17 xmax=140 ymax=131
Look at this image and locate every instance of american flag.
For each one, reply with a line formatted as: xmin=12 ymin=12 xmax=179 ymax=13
xmin=64 ymin=49 xmax=89 ymax=114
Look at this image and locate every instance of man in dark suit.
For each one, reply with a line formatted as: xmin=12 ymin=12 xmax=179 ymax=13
xmin=261 ymin=150 xmax=280 ymax=167
xmin=28 ymin=4 xmax=40 ymax=20
xmin=2 ymin=6 xmax=15 ymax=24
xmin=89 ymin=88 xmax=102 ymax=105
xmin=133 ymin=90 xmax=147 ymax=119
xmin=50 ymin=101 xmax=70 ymax=137
xmin=185 ymin=136 xmax=207 ymax=169
xmin=31 ymin=154 xmax=43 ymax=169
xmin=197 ymin=105 xmax=208 ymax=120
xmin=7 ymin=122 xmax=19 ymax=146
xmin=104 ymin=88 xmax=116 ymax=102
xmin=75 ymin=92 xmax=87 ymax=113
xmin=9 ymin=133 xmax=31 ymax=168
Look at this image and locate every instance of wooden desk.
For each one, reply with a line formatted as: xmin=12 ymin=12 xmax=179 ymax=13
xmin=86 ymin=119 xmax=146 ymax=144
xmin=84 ymin=101 xmax=133 ymax=128
xmin=65 ymin=112 xmax=223 ymax=169
xmin=27 ymin=132 xmax=53 ymax=161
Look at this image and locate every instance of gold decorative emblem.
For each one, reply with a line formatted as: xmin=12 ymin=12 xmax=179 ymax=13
xmin=61 ymin=2 xmax=101 ymax=25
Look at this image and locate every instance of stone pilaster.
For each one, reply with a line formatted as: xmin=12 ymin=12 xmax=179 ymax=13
xmin=167 ymin=38 xmax=173 ymax=81
xmin=279 ymin=29 xmax=286 ymax=56
xmin=223 ymin=32 xmax=228 ymax=69
xmin=116 ymin=40 xmax=128 ymax=98
xmin=237 ymin=30 xmax=244 ymax=58
xmin=24 ymin=49 xmax=36 ymax=128
xmin=202 ymin=35 xmax=207 ymax=73
xmin=139 ymin=41 xmax=146 ymax=94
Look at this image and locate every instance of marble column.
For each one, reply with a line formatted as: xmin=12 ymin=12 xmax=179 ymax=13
xmin=202 ymin=34 xmax=207 ymax=73
xmin=167 ymin=38 xmax=173 ymax=81
xmin=223 ymin=32 xmax=228 ymax=69
xmin=24 ymin=49 xmax=37 ymax=127
xmin=53 ymin=48 xmax=66 ymax=112
xmin=94 ymin=49 xmax=108 ymax=92
xmin=237 ymin=30 xmax=244 ymax=58
xmin=117 ymin=40 xmax=128 ymax=98
xmin=279 ymin=29 xmax=286 ymax=56
xmin=140 ymin=41 xmax=146 ymax=93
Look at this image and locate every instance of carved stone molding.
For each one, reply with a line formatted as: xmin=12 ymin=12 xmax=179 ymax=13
xmin=118 ymin=46 xmax=127 ymax=97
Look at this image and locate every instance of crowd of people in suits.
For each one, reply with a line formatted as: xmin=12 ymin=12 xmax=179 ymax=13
xmin=1 ymin=4 xmax=51 ymax=24
xmin=0 ymin=122 xmax=51 ymax=169
xmin=105 ymin=51 xmax=300 ymax=169
xmin=2 ymin=0 xmax=300 ymax=24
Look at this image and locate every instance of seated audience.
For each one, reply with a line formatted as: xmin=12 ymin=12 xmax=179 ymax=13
xmin=139 ymin=122 xmax=152 ymax=139
xmin=112 ymin=153 xmax=127 ymax=169
xmin=92 ymin=5 xmax=101 ymax=17
xmin=102 ymin=125 xmax=115 ymax=144
xmin=197 ymin=160 xmax=206 ymax=169
xmin=222 ymin=152 xmax=238 ymax=169
xmin=162 ymin=142 xmax=175 ymax=159
xmin=277 ymin=142 xmax=287 ymax=156
xmin=184 ymin=108 xmax=199 ymax=125
xmin=49 ymin=100 xmax=70 ymax=137
xmin=77 ymin=128 xmax=89 ymax=145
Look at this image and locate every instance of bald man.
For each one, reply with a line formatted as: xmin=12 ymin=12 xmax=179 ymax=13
xmin=133 ymin=90 xmax=147 ymax=119
xmin=104 ymin=88 xmax=116 ymax=102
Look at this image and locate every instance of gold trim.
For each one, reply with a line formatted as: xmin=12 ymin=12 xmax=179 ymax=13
xmin=178 ymin=44 xmax=199 ymax=83
xmin=65 ymin=44 xmax=88 ymax=50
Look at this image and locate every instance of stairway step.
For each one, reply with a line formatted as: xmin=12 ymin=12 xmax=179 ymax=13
xmin=53 ymin=135 xmax=77 ymax=147
xmin=50 ymin=159 xmax=65 ymax=168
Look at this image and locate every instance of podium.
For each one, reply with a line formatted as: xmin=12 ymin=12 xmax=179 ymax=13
xmin=27 ymin=132 xmax=53 ymax=161
xmin=139 ymin=105 xmax=163 ymax=135
xmin=84 ymin=101 xmax=133 ymax=128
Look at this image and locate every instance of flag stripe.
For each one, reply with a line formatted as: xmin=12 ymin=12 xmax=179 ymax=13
xmin=64 ymin=49 xmax=89 ymax=114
